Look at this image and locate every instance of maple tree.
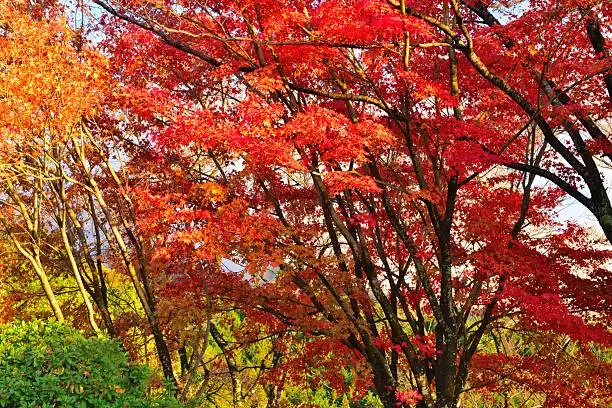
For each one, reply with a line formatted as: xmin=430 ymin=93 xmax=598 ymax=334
xmin=0 ymin=0 xmax=611 ymax=407
xmin=84 ymin=0 xmax=612 ymax=406
xmin=0 ymin=0 xmax=109 ymax=325
xmin=0 ymin=0 xmax=182 ymax=389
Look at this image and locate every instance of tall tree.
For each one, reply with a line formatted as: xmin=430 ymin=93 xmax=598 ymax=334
xmin=88 ymin=0 xmax=611 ymax=406
xmin=0 ymin=0 xmax=180 ymax=389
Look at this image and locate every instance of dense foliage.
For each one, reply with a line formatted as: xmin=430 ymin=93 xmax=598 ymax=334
xmin=0 ymin=0 xmax=610 ymax=407
xmin=0 ymin=321 xmax=180 ymax=407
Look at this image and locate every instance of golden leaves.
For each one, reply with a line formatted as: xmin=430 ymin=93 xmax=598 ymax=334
xmin=0 ymin=2 xmax=110 ymax=147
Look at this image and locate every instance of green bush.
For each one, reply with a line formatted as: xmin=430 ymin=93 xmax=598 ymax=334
xmin=0 ymin=320 xmax=178 ymax=408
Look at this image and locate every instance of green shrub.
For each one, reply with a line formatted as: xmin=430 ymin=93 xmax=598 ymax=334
xmin=0 ymin=320 xmax=178 ymax=408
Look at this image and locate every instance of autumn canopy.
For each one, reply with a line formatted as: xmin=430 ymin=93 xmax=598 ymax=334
xmin=0 ymin=0 xmax=610 ymax=407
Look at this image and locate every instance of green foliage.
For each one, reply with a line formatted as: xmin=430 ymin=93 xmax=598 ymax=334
xmin=280 ymin=386 xmax=383 ymax=408
xmin=0 ymin=320 xmax=182 ymax=408
xmin=357 ymin=392 xmax=384 ymax=408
